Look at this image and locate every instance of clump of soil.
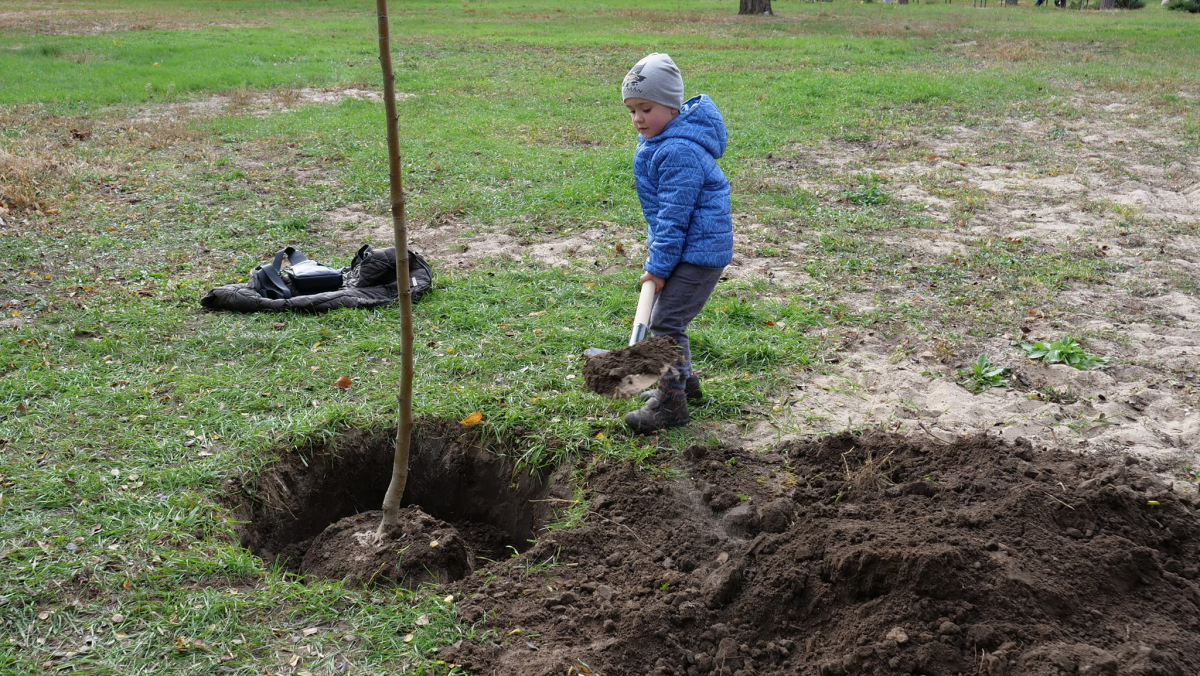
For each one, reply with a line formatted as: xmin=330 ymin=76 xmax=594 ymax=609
xmin=300 ymin=507 xmax=473 ymax=588
xmin=446 ymin=433 xmax=1200 ymax=676
xmin=583 ymin=335 xmax=680 ymax=398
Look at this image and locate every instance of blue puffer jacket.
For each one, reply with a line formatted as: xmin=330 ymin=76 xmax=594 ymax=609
xmin=634 ymin=94 xmax=733 ymax=279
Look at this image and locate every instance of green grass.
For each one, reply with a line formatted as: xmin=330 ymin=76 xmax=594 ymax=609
xmin=2 ymin=0 xmax=1199 ymax=673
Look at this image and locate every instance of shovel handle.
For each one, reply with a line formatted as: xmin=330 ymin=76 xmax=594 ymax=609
xmin=629 ymin=280 xmax=657 ymax=346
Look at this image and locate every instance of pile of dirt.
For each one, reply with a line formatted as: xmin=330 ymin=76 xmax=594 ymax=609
xmin=446 ymin=433 xmax=1200 ymax=676
xmin=583 ymin=336 xmax=680 ymax=398
xmin=300 ymin=507 xmax=475 ymax=588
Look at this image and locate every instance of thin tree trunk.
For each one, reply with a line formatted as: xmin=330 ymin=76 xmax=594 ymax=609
xmin=1100 ymin=0 xmax=1114 ymax=7
xmin=739 ymin=0 xmax=773 ymax=15
xmin=375 ymin=0 xmax=414 ymax=538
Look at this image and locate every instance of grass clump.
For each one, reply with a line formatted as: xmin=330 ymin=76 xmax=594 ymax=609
xmin=1020 ymin=337 xmax=1109 ymax=370
xmin=958 ymin=353 xmax=1010 ymax=394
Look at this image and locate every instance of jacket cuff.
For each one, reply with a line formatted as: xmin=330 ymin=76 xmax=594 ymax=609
xmin=644 ymin=260 xmax=676 ymax=279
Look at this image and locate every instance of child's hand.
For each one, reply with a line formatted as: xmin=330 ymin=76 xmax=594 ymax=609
xmin=639 ymin=271 xmax=666 ymax=294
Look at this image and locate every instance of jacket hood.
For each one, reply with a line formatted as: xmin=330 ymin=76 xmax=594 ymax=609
xmin=645 ymin=94 xmax=727 ymax=159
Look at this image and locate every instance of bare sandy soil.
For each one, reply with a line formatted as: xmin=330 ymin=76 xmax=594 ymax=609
xmin=332 ymin=93 xmax=1199 ymax=474
xmin=0 ymin=7 xmax=261 ymax=35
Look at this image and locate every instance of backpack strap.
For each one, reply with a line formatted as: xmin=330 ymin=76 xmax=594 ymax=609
xmin=283 ymin=247 xmax=310 ymax=266
xmin=259 ymin=249 xmax=293 ymax=299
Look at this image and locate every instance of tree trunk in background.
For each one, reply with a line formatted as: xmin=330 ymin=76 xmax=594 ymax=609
xmin=1100 ymin=0 xmax=1114 ymax=7
xmin=739 ymin=0 xmax=773 ymax=15
xmin=375 ymin=0 xmax=415 ymax=538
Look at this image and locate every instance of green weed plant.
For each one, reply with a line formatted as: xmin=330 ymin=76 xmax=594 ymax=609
xmin=1020 ymin=336 xmax=1109 ymax=370
xmin=958 ymin=353 xmax=1010 ymax=394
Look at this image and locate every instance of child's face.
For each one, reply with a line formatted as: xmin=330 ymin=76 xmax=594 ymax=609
xmin=624 ymin=98 xmax=679 ymax=139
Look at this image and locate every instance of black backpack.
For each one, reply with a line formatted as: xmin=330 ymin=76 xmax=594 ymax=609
xmin=249 ymin=247 xmax=344 ymax=300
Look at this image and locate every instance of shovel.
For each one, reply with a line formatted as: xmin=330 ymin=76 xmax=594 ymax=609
xmin=582 ymin=281 xmax=680 ymax=398
xmin=585 ymin=280 xmax=657 ymax=356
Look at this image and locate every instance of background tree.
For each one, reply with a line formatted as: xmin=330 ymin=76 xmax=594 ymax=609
xmin=739 ymin=0 xmax=773 ymax=15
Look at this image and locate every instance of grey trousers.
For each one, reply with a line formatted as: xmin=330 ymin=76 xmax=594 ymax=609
xmin=649 ymin=262 xmax=725 ymax=390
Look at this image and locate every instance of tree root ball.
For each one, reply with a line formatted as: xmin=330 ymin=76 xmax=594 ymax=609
xmin=300 ymin=507 xmax=471 ymax=588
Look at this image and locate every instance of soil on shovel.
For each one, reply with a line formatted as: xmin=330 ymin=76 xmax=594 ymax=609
xmin=445 ymin=433 xmax=1200 ymax=676
xmin=583 ymin=335 xmax=680 ymax=398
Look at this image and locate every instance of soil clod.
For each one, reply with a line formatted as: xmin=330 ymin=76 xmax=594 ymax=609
xmin=582 ymin=335 xmax=679 ymax=398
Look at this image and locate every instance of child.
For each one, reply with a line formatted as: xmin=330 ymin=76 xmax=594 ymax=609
xmin=620 ymin=53 xmax=733 ymax=433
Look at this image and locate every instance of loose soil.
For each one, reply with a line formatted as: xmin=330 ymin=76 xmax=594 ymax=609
xmin=583 ymin=335 xmax=681 ymax=399
xmin=446 ymin=433 xmax=1200 ymax=676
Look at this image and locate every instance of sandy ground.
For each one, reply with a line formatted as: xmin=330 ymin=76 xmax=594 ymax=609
xmin=329 ymin=93 xmax=1199 ymax=472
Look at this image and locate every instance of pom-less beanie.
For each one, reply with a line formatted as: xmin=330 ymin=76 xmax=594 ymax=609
xmin=621 ymin=53 xmax=684 ymax=110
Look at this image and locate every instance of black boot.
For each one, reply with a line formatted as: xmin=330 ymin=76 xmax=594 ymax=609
xmin=638 ymin=374 xmax=703 ymax=403
xmin=624 ymin=387 xmax=689 ymax=434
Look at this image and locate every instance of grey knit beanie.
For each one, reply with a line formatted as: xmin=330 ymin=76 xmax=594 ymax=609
xmin=621 ymin=53 xmax=684 ymax=110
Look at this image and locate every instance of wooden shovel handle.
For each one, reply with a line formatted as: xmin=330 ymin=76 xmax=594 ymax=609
xmin=629 ymin=280 xmax=657 ymax=346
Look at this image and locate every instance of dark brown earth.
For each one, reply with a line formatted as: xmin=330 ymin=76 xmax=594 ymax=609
xmin=583 ymin=335 xmax=680 ymax=398
xmin=300 ymin=507 xmax=476 ymax=588
xmin=226 ymin=424 xmax=562 ymax=571
xmin=445 ymin=433 xmax=1200 ymax=676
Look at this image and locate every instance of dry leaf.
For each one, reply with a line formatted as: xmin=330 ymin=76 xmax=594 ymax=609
xmin=38 ymin=611 xmax=50 ymax=621
xmin=429 ymin=540 xmax=440 ymax=548
xmin=122 ymin=579 xmax=132 ymax=590
xmin=415 ymin=615 xmax=429 ymax=626
xmin=333 ymin=376 xmax=352 ymax=389
xmin=443 ymin=595 xmax=455 ymax=603
xmin=302 ymin=627 xmax=319 ymax=636
xmin=403 ymin=633 xmax=414 ymax=643
xmin=507 ymin=628 xmax=522 ymax=636
xmin=528 ymin=311 xmax=547 ymax=316
xmin=111 ymin=613 xmax=124 ymax=623
xmin=459 ymin=411 xmax=483 ymax=426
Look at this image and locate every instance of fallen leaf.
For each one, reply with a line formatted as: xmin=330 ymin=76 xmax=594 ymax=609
xmin=302 ymin=627 xmax=319 ymax=636
xmin=122 ymin=579 xmax=132 ymax=590
xmin=443 ymin=595 xmax=454 ymax=604
xmin=582 ymin=283 xmax=596 ymax=289
xmin=429 ymin=540 xmax=440 ymax=548
xmin=333 ymin=376 xmax=352 ymax=389
xmin=507 ymin=628 xmax=522 ymax=636
xmin=111 ymin=613 xmax=124 ymax=623
xmin=528 ymin=311 xmax=547 ymax=316
xmin=415 ymin=615 xmax=429 ymax=626
xmin=38 ymin=611 xmax=50 ymax=621
xmin=403 ymin=633 xmax=414 ymax=643
xmin=459 ymin=411 xmax=483 ymax=426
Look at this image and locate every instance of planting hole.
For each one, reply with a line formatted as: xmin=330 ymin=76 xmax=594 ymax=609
xmin=228 ymin=422 xmax=561 ymax=587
